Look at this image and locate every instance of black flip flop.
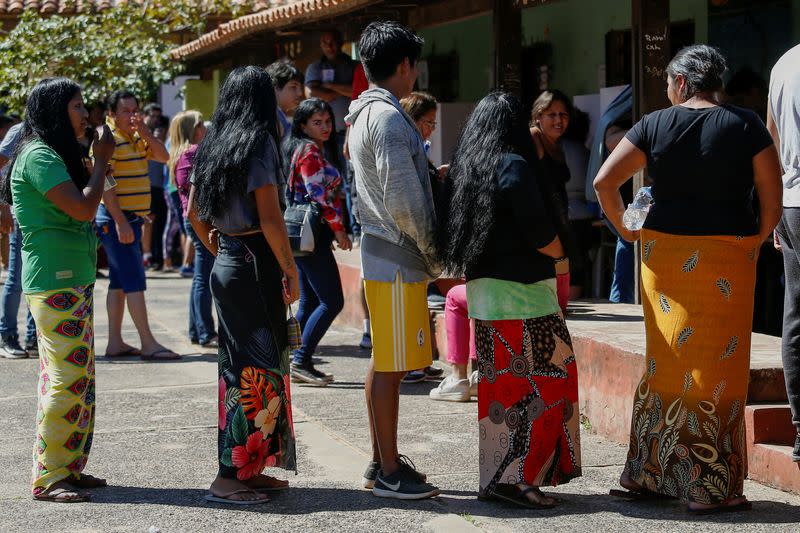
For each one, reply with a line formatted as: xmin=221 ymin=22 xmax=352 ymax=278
xmin=479 ymin=485 xmax=556 ymax=509
xmin=140 ymin=349 xmax=181 ymax=361
xmin=686 ymin=500 xmax=752 ymax=515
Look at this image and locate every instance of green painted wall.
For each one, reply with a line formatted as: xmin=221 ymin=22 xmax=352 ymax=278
xmin=521 ymin=0 xmax=714 ymax=97
xmin=418 ymin=0 xmax=716 ymax=102
xmin=183 ymin=69 xmax=227 ymax=118
xmin=419 ymin=16 xmax=494 ymax=103
xmin=184 ymin=79 xmax=216 ymax=118
xmin=521 ymin=0 xmax=631 ymax=97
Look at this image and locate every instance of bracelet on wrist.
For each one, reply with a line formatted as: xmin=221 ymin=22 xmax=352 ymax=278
xmin=554 ymin=256 xmax=568 ymax=263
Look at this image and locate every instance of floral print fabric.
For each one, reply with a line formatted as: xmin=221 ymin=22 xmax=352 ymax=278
xmin=28 ymin=285 xmax=96 ymax=495
xmin=624 ymin=229 xmax=760 ymax=503
xmin=289 ymin=143 xmax=344 ymax=233
xmin=213 ymin=234 xmax=296 ymax=480
xmin=476 ymin=313 xmax=581 ymax=494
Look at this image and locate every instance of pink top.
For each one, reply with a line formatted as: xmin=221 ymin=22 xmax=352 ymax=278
xmin=175 ymin=144 xmax=198 ymax=218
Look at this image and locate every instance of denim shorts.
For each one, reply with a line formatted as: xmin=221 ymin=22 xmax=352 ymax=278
xmin=96 ymin=205 xmax=146 ymax=293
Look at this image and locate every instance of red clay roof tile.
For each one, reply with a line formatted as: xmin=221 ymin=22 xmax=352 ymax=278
xmin=171 ymin=0 xmax=376 ymax=61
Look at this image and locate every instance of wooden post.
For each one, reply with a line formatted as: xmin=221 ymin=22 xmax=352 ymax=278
xmin=493 ymin=0 xmax=523 ymax=94
xmin=631 ymin=0 xmax=670 ymax=303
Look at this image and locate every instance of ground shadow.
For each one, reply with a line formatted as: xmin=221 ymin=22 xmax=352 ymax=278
xmin=438 ymin=490 xmax=800 ymax=524
xmin=316 ymin=344 xmax=372 ymax=360
xmin=78 ymin=485 xmax=800 ymax=524
xmin=566 ymin=311 xmax=643 ymax=323
xmin=95 ymin=352 xmax=218 ymax=365
xmin=88 ymin=485 xmax=447 ymax=514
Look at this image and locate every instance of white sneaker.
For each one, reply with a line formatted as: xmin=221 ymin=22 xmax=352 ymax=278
xmin=429 ymin=375 xmax=470 ymax=402
xmin=469 ymin=370 xmax=479 ymax=398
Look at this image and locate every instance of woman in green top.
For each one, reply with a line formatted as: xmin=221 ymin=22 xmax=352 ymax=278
xmin=3 ymin=77 xmax=115 ymax=503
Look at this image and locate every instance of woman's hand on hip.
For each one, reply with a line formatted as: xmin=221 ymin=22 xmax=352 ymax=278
xmin=619 ymin=227 xmax=641 ymax=243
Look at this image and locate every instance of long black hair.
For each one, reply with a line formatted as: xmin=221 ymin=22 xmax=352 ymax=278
xmin=282 ymin=97 xmax=341 ymax=177
xmin=439 ymin=91 xmax=538 ymax=276
xmin=2 ymin=78 xmax=89 ymax=204
xmin=192 ymin=66 xmax=282 ymax=221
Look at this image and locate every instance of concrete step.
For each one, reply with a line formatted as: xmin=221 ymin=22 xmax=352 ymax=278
xmin=747 ymin=442 xmax=800 ymax=493
xmin=745 ymin=403 xmax=796 ymax=446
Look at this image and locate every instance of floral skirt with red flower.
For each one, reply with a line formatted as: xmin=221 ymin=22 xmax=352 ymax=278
xmin=28 ymin=285 xmax=96 ymax=495
xmin=476 ymin=313 xmax=581 ymax=495
xmin=212 ymin=234 xmax=296 ymax=480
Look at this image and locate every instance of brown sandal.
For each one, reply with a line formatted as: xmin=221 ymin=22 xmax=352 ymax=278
xmin=33 ymin=487 xmax=90 ymax=503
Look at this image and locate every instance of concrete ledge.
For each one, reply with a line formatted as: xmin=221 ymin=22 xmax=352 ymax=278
xmin=747 ymin=442 xmax=800 ymax=493
xmin=746 ymin=404 xmax=796 ymax=446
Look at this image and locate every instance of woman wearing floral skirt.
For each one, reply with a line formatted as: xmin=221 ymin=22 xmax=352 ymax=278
xmin=439 ymin=92 xmax=581 ymax=509
xmin=595 ymin=45 xmax=782 ymax=514
xmin=4 ymin=77 xmax=115 ymax=502
xmin=189 ymin=66 xmax=300 ymax=505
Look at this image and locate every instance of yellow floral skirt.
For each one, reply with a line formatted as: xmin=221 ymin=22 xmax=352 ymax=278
xmin=28 ymin=285 xmax=96 ymax=495
xmin=623 ymin=230 xmax=759 ymax=504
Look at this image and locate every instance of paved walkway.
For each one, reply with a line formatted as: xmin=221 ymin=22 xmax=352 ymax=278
xmin=2 ymin=273 xmax=800 ymax=532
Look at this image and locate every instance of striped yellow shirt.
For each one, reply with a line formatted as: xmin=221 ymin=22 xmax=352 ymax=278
xmin=103 ymin=117 xmax=154 ymax=215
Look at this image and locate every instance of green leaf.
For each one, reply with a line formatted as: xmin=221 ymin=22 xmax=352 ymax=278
xmin=231 ymin=405 xmax=249 ymax=447
xmin=221 ymin=447 xmax=233 ymax=467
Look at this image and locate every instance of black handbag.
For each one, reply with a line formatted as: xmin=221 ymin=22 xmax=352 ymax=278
xmin=284 ymin=146 xmax=322 ymax=256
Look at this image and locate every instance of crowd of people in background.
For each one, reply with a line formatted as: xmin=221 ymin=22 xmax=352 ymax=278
xmin=2 ymin=16 xmax=800 ymax=518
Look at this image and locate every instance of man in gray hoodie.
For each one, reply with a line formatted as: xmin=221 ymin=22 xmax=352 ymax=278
xmin=345 ymin=21 xmax=441 ymax=500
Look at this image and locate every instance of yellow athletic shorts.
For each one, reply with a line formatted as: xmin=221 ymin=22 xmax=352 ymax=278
xmin=364 ymin=273 xmax=432 ymax=373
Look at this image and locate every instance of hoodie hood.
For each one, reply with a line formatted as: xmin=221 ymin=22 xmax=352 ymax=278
xmin=346 ymin=88 xmax=419 ymax=134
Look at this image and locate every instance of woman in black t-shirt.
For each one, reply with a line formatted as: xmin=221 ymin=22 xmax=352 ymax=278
xmin=530 ymin=90 xmax=573 ymax=312
xmin=594 ymin=45 xmax=782 ymax=513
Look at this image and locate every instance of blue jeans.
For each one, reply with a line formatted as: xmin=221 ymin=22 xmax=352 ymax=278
xmin=609 ymin=237 xmax=635 ymax=304
xmin=0 ymin=222 xmax=35 ymax=342
xmin=184 ymin=219 xmax=216 ymax=343
xmin=292 ymin=245 xmax=344 ymax=365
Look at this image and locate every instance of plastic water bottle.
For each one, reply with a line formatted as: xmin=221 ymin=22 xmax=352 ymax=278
xmin=622 ymin=186 xmax=653 ymax=231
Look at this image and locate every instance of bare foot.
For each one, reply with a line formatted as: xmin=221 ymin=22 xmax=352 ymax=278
xmin=67 ymin=473 xmax=107 ymax=488
xmin=619 ymin=472 xmax=644 ymax=493
xmin=209 ymin=476 xmax=270 ymax=503
xmin=34 ymin=481 xmax=90 ymax=502
xmin=243 ymin=474 xmax=289 ymax=491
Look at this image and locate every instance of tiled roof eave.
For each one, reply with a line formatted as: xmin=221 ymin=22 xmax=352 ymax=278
xmin=171 ymin=0 xmax=379 ymax=61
